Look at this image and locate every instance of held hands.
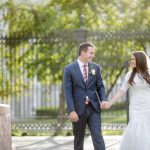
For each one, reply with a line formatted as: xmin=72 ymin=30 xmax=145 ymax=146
xmin=69 ymin=111 xmax=79 ymax=122
xmin=100 ymin=101 xmax=112 ymax=110
xmin=69 ymin=101 xmax=112 ymax=122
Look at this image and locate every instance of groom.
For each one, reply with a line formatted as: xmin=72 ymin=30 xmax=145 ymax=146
xmin=63 ymin=42 xmax=107 ymax=150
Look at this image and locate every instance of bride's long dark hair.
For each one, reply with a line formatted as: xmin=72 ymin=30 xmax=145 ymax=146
xmin=128 ymin=51 xmax=150 ymax=85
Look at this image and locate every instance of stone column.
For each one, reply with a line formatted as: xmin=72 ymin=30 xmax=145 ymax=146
xmin=145 ymin=42 xmax=150 ymax=57
xmin=0 ymin=104 xmax=12 ymax=150
xmin=76 ymin=14 xmax=87 ymax=57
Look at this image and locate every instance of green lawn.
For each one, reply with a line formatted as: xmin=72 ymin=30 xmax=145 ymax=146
xmin=12 ymin=109 xmax=128 ymax=135
xmin=102 ymin=109 xmax=127 ymax=124
xmin=12 ymin=109 xmax=127 ymax=124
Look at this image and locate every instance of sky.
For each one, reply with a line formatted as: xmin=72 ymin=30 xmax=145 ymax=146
xmin=15 ymin=0 xmax=45 ymax=4
xmin=1 ymin=0 xmax=44 ymax=4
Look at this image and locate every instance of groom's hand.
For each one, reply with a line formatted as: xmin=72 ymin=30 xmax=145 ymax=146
xmin=69 ymin=111 xmax=79 ymax=122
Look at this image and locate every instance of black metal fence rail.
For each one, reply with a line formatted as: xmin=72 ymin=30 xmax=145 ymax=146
xmin=0 ymin=29 xmax=150 ymax=132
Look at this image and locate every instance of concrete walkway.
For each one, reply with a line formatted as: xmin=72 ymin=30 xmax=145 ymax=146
xmin=12 ymin=135 xmax=121 ymax=150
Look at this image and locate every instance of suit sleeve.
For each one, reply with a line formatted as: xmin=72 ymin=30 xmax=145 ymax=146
xmin=63 ymin=66 xmax=75 ymax=113
xmin=96 ymin=65 xmax=107 ymax=102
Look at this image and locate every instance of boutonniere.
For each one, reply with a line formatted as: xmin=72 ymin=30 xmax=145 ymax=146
xmin=91 ymin=69 xmax=96 ymax=75
xmin=89 ymin=64 xmax=96 ymax=75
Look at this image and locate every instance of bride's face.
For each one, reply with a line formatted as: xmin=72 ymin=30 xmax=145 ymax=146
xmin=130 ymin=55 xmax=136 ymax=68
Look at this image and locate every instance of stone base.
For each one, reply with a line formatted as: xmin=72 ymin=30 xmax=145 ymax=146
xmin=0 ymin=104 xmax=11 ymax=150
xmin=12 ymin=144 xmax=16 ymax=150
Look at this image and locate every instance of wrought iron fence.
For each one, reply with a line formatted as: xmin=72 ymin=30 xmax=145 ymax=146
xmin=0 ymin=28 xmax=150 ymax=133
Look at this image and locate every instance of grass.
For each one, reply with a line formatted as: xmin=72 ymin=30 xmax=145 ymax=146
xmin=12 ymin=129 xmax=124 ymax=136
xmin=102 ymin=109 xmax=127 ymax=123
xmin=12 ymin=109 xmax=127 ymax=136
xmin=103 ymin=130 xmax=124 ymax=135
xmin=12 ymin=109 xmax=127 ymax=124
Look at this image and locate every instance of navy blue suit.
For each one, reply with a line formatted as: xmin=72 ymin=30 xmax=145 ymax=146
xmin=63 ymin=61 xmax=106 ymax=150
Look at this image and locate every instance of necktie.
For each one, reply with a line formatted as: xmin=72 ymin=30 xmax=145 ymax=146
xmin=83 ymin=64 xmax=87 ymax=82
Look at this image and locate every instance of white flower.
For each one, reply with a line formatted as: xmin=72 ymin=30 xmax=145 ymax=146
xmin=91 ymin=69 xmax=95 ymax=75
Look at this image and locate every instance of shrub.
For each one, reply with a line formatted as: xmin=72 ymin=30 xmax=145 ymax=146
xmin=106 ymin=102 xmax=127 ymax=111
xmin=36 ymin=107 xmax=58 ymax=117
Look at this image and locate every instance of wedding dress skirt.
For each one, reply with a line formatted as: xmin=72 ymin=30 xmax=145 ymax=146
xmin=119 ymin=71 xmax=150 ymax=150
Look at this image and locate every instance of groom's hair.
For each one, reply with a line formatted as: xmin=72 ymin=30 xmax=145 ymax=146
xmin=78 ymin=42 xmax=95 ymax=56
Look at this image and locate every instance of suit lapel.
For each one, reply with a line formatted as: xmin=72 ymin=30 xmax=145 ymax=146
xmin=74 ymin=61 xmax=85 ymax=85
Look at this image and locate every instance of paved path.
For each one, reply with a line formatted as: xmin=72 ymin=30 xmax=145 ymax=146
xmin=12 ymin=135 xmax=121 ymax=150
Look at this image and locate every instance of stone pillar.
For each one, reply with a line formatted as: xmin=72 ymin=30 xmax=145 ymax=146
xmin=76 ymin=14 xmax=87 ymax=56
xmin=145 ymin=42 xmax=150 ymax=57
xmin=76 ymin=28 xmax=87 ymax=49
xmin=0 ymin=104 xmax=12 ymax=150
xmin=124 ymin=61 xmax=129 ymax=123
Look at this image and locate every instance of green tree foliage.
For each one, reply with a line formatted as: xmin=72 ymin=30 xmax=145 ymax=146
xmin=0 ymin=0 xmax=149 ymax=100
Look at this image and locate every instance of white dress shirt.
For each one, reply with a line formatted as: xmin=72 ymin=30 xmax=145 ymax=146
xmin=77 ymin=59 xmax=88 ymax=79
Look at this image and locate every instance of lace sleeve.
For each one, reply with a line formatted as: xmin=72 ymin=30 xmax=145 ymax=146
xmin=120 ymin=72 xmax=131 ymax=92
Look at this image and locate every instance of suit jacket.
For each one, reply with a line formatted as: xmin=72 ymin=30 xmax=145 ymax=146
xmin=63 ymin=60 xmax=106 ymax=115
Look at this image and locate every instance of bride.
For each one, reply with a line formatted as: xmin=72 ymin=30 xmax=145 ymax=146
xmin=102 ymin=51 xmax=150 ymax=150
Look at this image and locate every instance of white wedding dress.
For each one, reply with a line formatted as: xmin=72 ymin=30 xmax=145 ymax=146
xmin=119 ymin=70 xmax=150 ymax=150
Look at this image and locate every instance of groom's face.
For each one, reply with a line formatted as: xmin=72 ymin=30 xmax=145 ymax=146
xmin=82 ymin=46 xmax=95 ymax=63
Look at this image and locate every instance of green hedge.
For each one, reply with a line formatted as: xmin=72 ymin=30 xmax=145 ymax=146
xmin=108 ymin=101 xmax=127 ymax=110
xmin=36 ymin=102 xmax=126 ymax=117
xmin=36 ymin=107 xmax=59 ymax=117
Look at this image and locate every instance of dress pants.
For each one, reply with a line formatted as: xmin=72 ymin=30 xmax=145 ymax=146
xmin=72 ymin=103 xmax=105 ymax=150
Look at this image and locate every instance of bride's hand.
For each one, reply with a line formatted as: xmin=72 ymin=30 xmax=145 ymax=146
xmin=101 ymin=101 xmax=112 ymax=109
